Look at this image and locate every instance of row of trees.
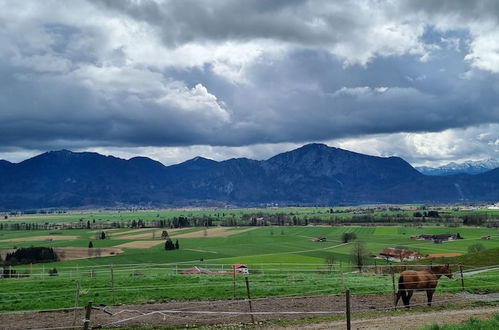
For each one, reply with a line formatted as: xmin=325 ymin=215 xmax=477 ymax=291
xmin=1 ymin=247 xmax=58 ymax=266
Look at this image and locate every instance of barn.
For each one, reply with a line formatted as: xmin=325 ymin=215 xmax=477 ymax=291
xmin=233 ymin=264 xmax=249 ymax=274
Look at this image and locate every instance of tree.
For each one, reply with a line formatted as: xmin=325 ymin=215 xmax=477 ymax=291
xmin=468 ymin=243 xmax=485 ymax=253
xmin=100 ymin=231 xmax=106 ymax=240
xmin=324 ymin=255 xmax=335 ymax=273
xmin=350 ymin=242 xmax=369 ymax=272
xmin=165 ymin=239 xmax=175 ymax=250
xmin=88 ymin=241 xmax=93 ymax=248
xmin=342 ymin=232 xmax=357 ymax=243
xmin=175 ymin=239 xmax=179 ymax=250
xmin=161 ymin=230 xmax=169 ymax=239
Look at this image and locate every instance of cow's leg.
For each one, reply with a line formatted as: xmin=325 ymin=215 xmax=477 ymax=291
xmin=395 ymin=290 xmax=402 ymax=307
xmin=405 ymin=290 xmax=413 ymax=308
xmin=426 ymin=290 xmax=434 ymax=306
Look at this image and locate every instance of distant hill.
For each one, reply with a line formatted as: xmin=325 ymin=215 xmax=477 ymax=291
xmin=0 ymin=144 xmax=498 ymax=209
xmin=417 ymin=159 xmax=499 ymax=176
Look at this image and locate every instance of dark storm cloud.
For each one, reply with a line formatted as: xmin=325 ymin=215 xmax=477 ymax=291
xmin=93 ymin=0 xmax=339 ymax=46
xmin=1 ymin=0 xmax=499 ymax=164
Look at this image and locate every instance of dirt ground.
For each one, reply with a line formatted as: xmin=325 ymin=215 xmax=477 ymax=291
xmin=54 ymin=247 xmax=123 ymax=260
xmin=114 ymin=228 xmax=185 ymax=239
xmin=114 ymin=240 xmax=164 ymax=249
xmin=0 ymin=235 xmax=80 ymax=242
xmin=0 ymin=293 xmax=491 ymax=329
xmin=0 ymin=247 xmax=123 ymax=262
xmin=273 ymin=306 xmax=499 ymax=330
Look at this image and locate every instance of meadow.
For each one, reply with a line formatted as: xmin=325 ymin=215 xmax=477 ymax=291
xmin=1 ymin=215 xmax=499 ymax=312
xmin=3 ymin=205 xmax=499 ymax=226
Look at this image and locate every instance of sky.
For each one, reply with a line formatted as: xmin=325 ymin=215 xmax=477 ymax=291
xmin=1 ymin=0 xmax=499 ymax=167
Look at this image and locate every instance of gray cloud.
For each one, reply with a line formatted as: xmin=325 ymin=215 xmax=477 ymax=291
xmin=1 ymin=0 xmax=499 ymax=165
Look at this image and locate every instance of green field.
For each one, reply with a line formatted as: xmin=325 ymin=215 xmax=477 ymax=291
xmin=3 ymin=205 xmax=499 ymax=226
xmin=1 ymin=220 xmax=499 ymax=312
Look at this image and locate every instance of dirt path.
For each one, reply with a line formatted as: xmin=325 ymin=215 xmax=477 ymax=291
xmin=0 ymin=293 xmax=485 ymax=329
xmin=275 ymin=306 xmax=499 ymax=329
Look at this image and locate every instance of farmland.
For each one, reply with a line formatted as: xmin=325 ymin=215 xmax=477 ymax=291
xmin=0 ymin=208 xmax=499 ymax=328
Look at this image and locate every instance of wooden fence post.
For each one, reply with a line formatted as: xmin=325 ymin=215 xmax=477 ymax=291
xmin=83 ymin=301 xmax=92 ymax=330
xmin=345 ymin=289 xmax=351 ymax=330
xmin=244 ymin=276 xmax=255 ymax=324
xmin=391 ymin=265 xmax=396 ymax=307
xmin=111 ymin=264 xmax=116 ymax=304
xmin=232 ymin=264 xmax=236 ymax=298
xmin=459 ymin=264 xmax=465 ymax=291
xmin=72 ymin=281 xmax=80 ymax=326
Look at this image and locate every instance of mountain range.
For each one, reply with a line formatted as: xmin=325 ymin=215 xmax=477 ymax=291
xmin=0 ymin=144 xmax=498 ymax=210
xmin=416 ymin=159 xmax=499 ymax=176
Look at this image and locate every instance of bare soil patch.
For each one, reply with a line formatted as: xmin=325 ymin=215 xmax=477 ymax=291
xmin=0 ymin=247 xmax=123 ymax=262
xmin=116 ymin=228 xmax=185 ymax=240
xmin=275 ymin=306 xmax=499 ymax=329
xmin=54 ymin=247 xmax=123 ymax=261
xmin=114 ymin=240 xmax=164 ymax=249
xmin=427 ymin=253 xmax=462 ymax=258
xmin=0 ymin=293 xmax=481 ymax=329
xmin=0 ymin=235 xmax=79 ymax=243
xmin=111 ymin=228 xmax=160 ymax=236
xmin=172 ymin=227 xmax=258 ymax=238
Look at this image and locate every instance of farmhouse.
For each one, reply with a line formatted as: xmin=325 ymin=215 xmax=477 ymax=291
xmin=233 ymin=263 xmax=249 ymax=274
xmin=379 ymin=248 xmax=423 ymax=261
xmin=415 ymin=233 xmax=462 ymax=243
xmin=482 ymin=235 xmax=491 ymax=240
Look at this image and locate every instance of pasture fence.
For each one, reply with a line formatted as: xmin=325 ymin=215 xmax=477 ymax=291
xmin=0 ymin=263 xmax=498 ymax=329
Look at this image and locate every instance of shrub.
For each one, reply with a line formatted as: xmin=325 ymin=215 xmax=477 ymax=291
xmin=165 ymin=239 xmax=175 ymax=250
xmin=468 ymin=243 xmax=485 ymax=253
xmin=342 ymin=232 xmax=357 ymax=243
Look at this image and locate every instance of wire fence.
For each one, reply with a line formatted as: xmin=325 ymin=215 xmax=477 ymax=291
xmin=0 ymin=263 xmax=498 ymax=329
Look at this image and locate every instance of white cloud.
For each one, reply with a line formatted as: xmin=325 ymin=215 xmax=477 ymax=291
xmin=332 ymin=124 xmax=499 ymax=166
xmin=1 ymin=0 xmax=499 ymax=165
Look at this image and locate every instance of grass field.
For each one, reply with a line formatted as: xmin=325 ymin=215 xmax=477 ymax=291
xmin=3 ymin=205 xmax=499 ymax=225
xmin=425 ymin=313 xmax=499 ymax=330
xmin=1 ymin=214 xmax=499 ymax=312
xmin=1 ymin=225 xmax=499 ymax=268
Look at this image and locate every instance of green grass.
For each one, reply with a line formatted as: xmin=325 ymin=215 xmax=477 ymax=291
xmin=5 ymin=205 xmax=499 ymax=225
xmin=1 ymin=221 xmax=499 ymax=312
xmin=424 ymin=313 xmax=499 ymax=330
xmin=1 ymin=261 xmax=496 ymax=312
